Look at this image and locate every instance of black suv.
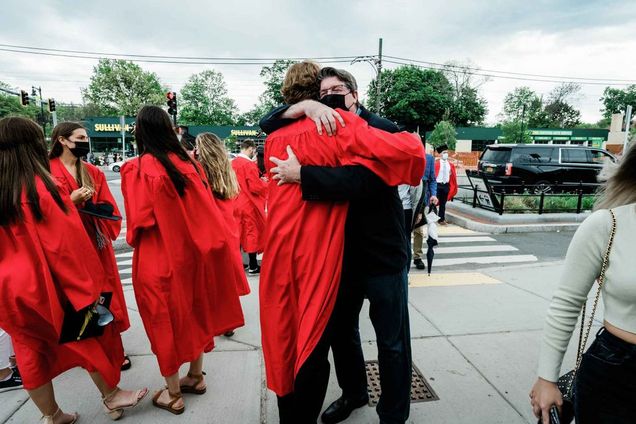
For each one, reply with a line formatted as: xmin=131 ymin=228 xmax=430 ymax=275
xmin=477 ymin=144 xmax=615 ymax=193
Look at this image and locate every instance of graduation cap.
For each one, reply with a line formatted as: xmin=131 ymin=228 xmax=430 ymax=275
xmin=79 ymin=201 xmax=122 ymax=221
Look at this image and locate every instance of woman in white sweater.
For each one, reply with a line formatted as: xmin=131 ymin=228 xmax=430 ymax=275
xmin=530 ymin=143 xmax=636 ymax=424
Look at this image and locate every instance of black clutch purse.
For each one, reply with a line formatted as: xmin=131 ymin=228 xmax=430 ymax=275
xmin=59 ymin=292 xmax=114 ymax=344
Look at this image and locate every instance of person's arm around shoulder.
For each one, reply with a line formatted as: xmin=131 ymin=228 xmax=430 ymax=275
xmin=530 ymin=209 xmax=612 ymax=422
xmin=259 ymin=100 xmax=345 ymax=136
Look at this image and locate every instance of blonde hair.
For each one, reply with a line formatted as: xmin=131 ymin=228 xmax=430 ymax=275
xmin=594 ymin=142 xmax=636 ymax=210
xmin=281 ymin=61 xmax=321 ymax=104
xmin=195 ymin=133 xmax=240 ymax=200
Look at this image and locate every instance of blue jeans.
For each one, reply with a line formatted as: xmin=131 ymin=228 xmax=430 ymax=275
xmin=329 ymin=268 xmax=412 ymax=424
xmin=574 ymin=328 xmax=636 ymax=424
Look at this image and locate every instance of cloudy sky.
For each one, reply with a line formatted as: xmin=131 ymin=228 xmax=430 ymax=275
xmin=1 ymin=0 xmax=635 ymax=124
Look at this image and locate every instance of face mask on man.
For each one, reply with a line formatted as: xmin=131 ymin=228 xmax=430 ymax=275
xmin=442 ymin=152 xmax=449 ymax=161
xmin=69 ymin=142 xmax=90 ymax=158
xmin=320 ymin=94 xmax=349 ymax=111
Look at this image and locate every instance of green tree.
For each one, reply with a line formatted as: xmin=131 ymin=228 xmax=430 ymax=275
xmin=501 ymin=86 xmax=545 ymax=126
xmin=259 ymin=59 xmax=296 ymax=108
xmin=179 ymin=70 xmax=238 ymax=126
xmin=82 ymin=59 xmax=165 ymax=116
xmin=600 ymin=84 xmax=636 ymax=119
xmin=442 ymin=61 xmax=488 ymax=126
xmin=500 ymin=120 xmax=532 ymax=144
xmin=428 ymin=120 xmax=457 ymax=150
xmin=368 ymin=66 xmax=453 ymax=132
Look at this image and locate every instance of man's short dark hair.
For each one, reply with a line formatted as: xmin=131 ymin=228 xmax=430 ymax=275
xmin=240 ymin=139 xmax=256 ymax=150
xmin=318 ymin=67 xmax=358 ymax=92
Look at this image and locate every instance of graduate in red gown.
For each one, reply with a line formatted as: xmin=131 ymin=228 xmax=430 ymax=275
xmin=259 ymin=62 xmax=425 ymax=416
xmin=120 ymin=106 xmax=244 ymax=415
xmin=231 ymin=139 xmax=267 ymax=273
xmin=0 ymin=117 xmax=147 ymax=424
xmin=193 ymin=132 xmax=250 ymax=298
xmin=48 ymin=122 xmax=132 ymax=371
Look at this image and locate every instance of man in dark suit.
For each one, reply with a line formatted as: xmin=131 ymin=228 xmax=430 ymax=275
xmin=261 ymin=67 xmax=414 ymax=424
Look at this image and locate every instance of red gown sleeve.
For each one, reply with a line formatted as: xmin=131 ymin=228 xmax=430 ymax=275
xmin=121 ymin=162 xmax=156 ymax=248
xmin=244 ymin=163 xmax=268 ymax=197
xmin=34 ymin=185 xmax=103 ymax=311
xmin=449 ymin=163 xmax=458 ymax=200
xmin=338 ymin=116 xmax=425 ymax=186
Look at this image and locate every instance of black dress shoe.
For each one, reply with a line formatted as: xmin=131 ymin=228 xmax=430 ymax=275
xmin=413 ymin=258 xmax=425 ymax=270
xmin=321 ymin=395 xmax=369 ymax=424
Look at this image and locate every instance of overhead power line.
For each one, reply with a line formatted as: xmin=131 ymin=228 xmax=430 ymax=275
xmin=382 ymin=58 xmax=633 ymax=86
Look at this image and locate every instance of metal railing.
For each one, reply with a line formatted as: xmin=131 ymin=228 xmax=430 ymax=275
xmin=460 ymin=170 xmax=599 ymax=215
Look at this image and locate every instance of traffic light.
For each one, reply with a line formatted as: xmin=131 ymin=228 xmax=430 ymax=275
xmin=166 ymin=92 xmax=177 ymax=116
xmin=20 ymin=90 xmax=29 ymax=106
xmin=48 ymin=98 xmax=56 ymax=112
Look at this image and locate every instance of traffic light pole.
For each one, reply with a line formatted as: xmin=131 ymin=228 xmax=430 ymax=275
xmin=32 ymin=86 xmax=46 ymax=135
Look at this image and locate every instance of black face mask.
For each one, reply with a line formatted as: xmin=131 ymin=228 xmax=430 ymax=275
xmin=320 ymin=94 xmax=349 ymax=111
xmin=69 ymin=142 xmax=90 ymax=158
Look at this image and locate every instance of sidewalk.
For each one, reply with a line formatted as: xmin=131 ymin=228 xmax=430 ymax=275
xmin=1 ymin=255 xmax=596 ymax=423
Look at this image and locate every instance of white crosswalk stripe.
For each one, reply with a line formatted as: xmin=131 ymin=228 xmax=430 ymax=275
xmin=414 ymin=224 xmax=537 ymax=270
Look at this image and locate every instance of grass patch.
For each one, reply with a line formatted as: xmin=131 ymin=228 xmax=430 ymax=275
xmin=502 ymin=194 xmax=596 ymax=213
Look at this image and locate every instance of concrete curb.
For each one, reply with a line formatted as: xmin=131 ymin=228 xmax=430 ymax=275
xmin=113 ymin=238 xmax=130 ymax=252
xmin=446 ymin=201 xmax=588 ymax=233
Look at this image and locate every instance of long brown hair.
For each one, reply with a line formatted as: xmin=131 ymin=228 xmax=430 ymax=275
xmin=195 ymin=133 xmax=239 ymax=199
xmin=0 ymin=117 xmax=67 ymax=225
xmin=595 ymin=143 xmax=636 ymax=210
xmin=49 ymin=122 xmax=94 ymax=191
xmin=135 ymin=105 xmax=202 ymax=196
xmin=281 ymin=61 xmax=321 ymax=104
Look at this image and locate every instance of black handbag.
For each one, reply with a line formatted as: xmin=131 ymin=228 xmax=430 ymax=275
xmin=59 ymin=292 xmax=114 ymax=344
xmin=544 ymin=209 xmax=616 ymax=424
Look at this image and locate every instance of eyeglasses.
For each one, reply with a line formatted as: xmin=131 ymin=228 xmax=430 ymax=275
xmin=319 ymin=84 xmax=351 ymax=98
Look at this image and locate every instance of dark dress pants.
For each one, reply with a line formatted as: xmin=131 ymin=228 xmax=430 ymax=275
xmin=330 ymin=268 xmax=412 ymax=424
xmin=277 ymin=328 xmax=332 ymax=423
xmin=437 ymin=183 xmax=450 ymax=222
xmin=403 ymin=209 xmax=413 ymax=272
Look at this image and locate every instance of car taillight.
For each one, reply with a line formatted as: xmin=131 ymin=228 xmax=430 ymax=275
xmin=505 ymin=163 xmax=513 ymax=176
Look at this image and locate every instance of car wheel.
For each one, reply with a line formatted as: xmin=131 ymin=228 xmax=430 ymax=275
xmin=532 ymin=180 xmax=552 ymax=194
xmin=112 ymin=165 xmax=120 ymax=173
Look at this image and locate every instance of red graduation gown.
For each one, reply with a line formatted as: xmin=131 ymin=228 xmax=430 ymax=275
xmin=121 ymin=153 xmax=244 ymax=376
xmin=434 ymin=160 xmax=458 ymax=200
xmin=231 ymin=156 xmax=267 ymax=253
xmin=0 ymin=178 xmax=124 ymax=390
xmin=217 ymin=197 xmax=250 ymax=296
xmin=260 ymin=111 xmax=425 ymax=396
xmin=49 ymin=158 xmax=130 ymax=333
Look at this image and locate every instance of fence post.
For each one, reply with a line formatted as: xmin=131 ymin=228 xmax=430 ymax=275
xmin=499 ymin=190 xmax=505 ymax=215
xmin=472 ymin=185 xmax=478 ymax=208
xmin=576 ymin=190 xmax=583 ymax=214
xmin=539 ymin=191 xmax=545 ymax=215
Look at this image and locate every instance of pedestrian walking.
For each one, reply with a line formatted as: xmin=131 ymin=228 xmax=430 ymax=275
xmin=120 ymin=106 xmax=244 ymax=415
xmin=412 ymin=152 xmax=438 ymax=270
xmin=0 ymin=117 xmax=147 ymax=424
xmin=231 ymin=139 xmax=267 ymax=274
xmin=49 ymin=122 xmax=133 ymax=372
xmin=530 ymin=142 xmax=636 ymax=424
xmin=434 ymin=145 xmax=457 ymax=225
xmin=262 ymin=64 xmax=424 ymax=424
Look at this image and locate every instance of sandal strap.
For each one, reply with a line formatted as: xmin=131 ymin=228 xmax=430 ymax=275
xmin=186 ymin=372 xmax=205 ymax=382
xmin=102 ymin=387 xmax=120 ymax=403
xmin=41 ymin=407 xmax=61 ymax=419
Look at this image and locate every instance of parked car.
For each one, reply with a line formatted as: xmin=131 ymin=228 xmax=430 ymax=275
xmin=477 ymin=144 xmax=616 ymax=193
xmin=109 ymin=160 xmax=126 ymax=173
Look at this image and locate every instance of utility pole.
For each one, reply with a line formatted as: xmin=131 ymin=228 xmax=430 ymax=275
xmin=32 ymin=86 xmax=46 ymax=135
xmin=624 ymin=105 xmax=633 ymax=152
xmin=376 ymin=37 xmax=383 ymax=114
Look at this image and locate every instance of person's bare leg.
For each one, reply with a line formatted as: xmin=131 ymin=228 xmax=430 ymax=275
xmin=179 ymin=353 xmax=206 ymax=390
xmin=89 ymin=372 xmax=147 ymax=409
xmin=27 ymin=381 xmax=76 ymax=423
xmin=155 ymin=373 xmax=184 ymax=409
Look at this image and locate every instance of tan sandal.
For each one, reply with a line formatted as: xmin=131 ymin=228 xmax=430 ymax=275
xmin=102 ymin=387 xmax=149 ymax=420
xmin=152 ymin=389 xmax=185 ymax=415
xmin=180 ymin=371 xmax=207 ymax=395
xmin=40 ymin=408 xmax=78 ymax=424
